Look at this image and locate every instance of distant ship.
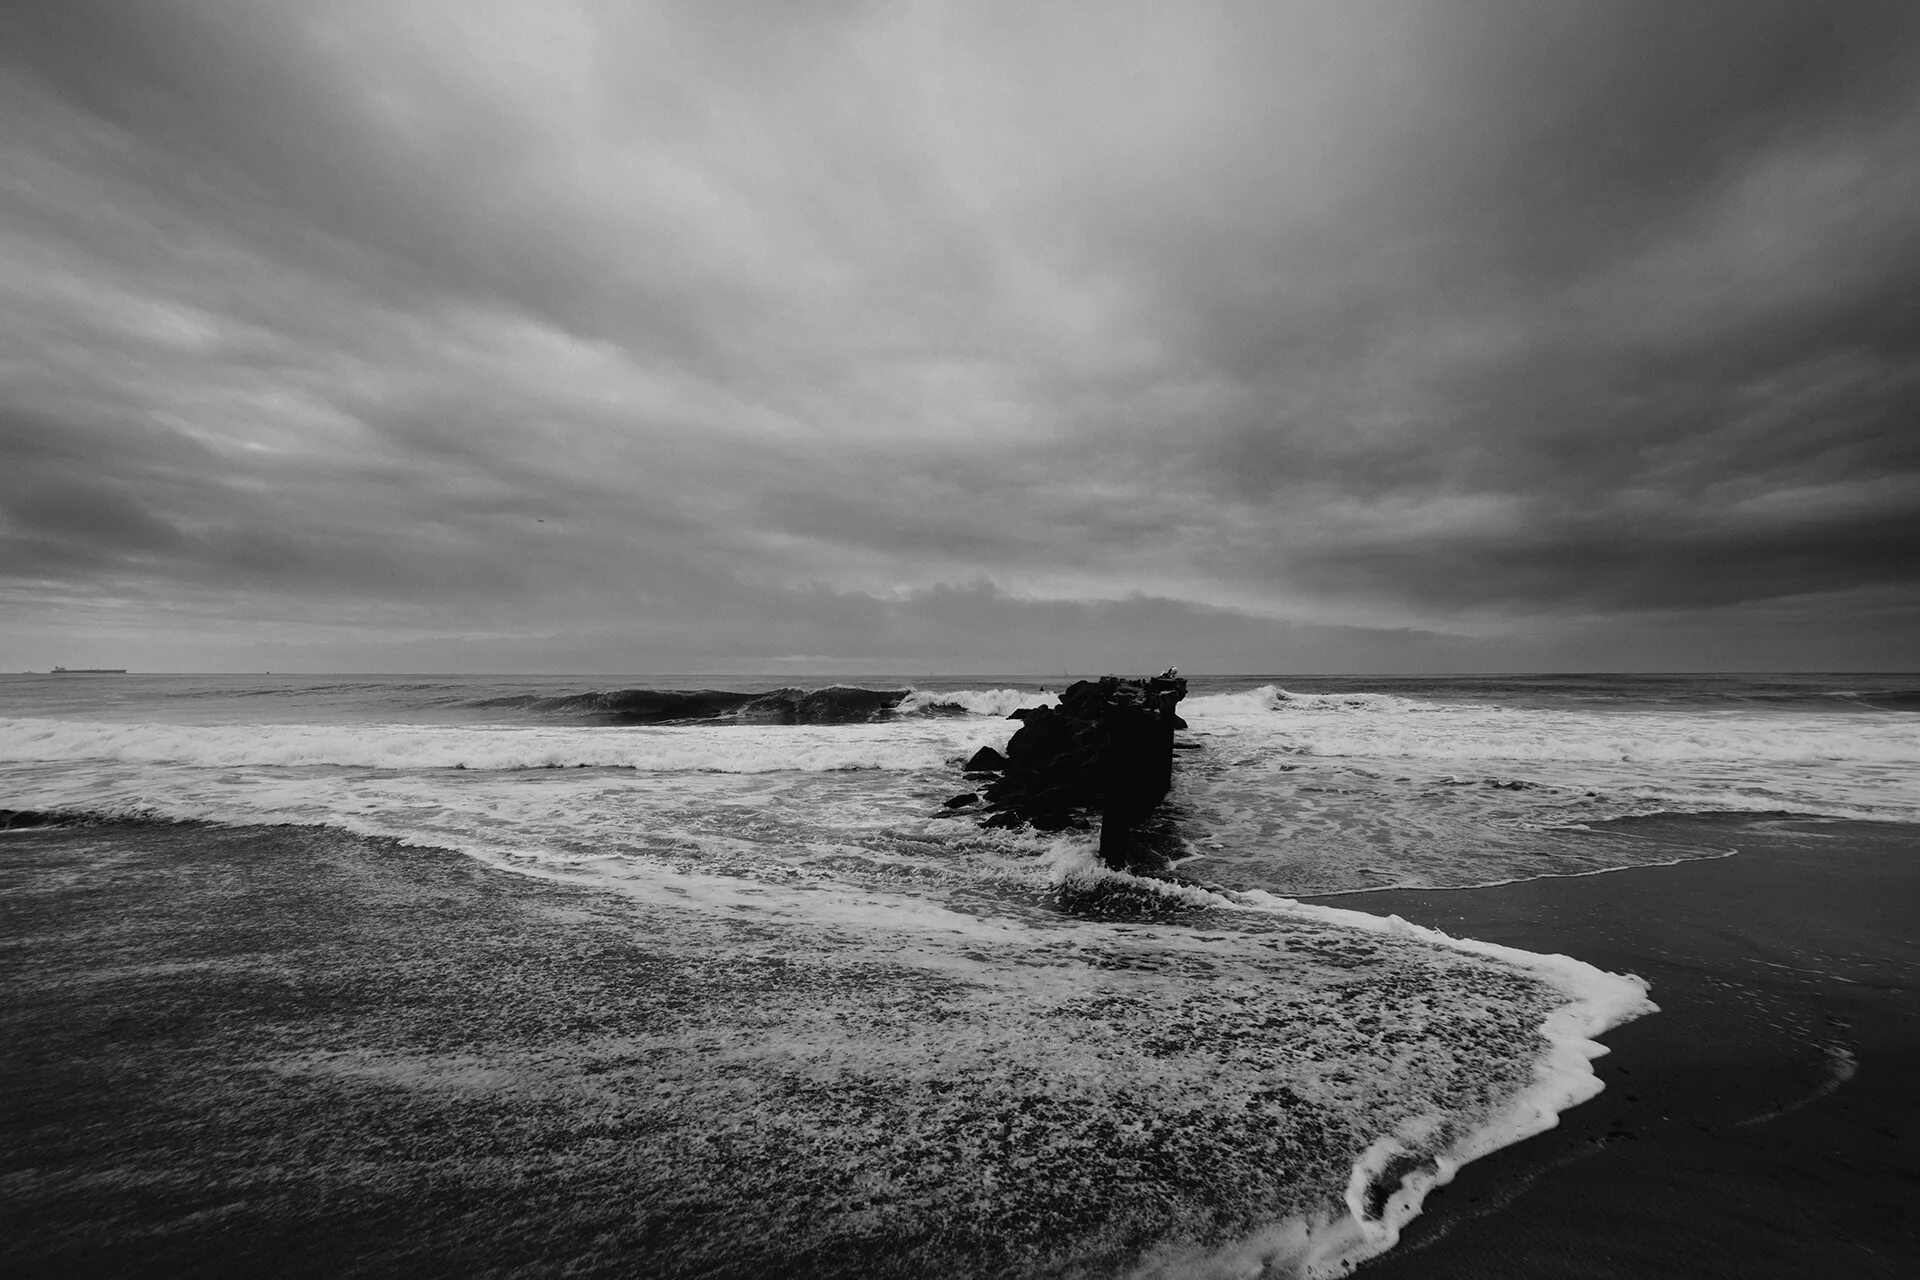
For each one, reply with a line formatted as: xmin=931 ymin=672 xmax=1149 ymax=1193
xmin=50 ymin=666 xmax=127 ymax=674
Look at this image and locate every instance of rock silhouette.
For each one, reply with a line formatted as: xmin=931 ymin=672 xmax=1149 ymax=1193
xmin=973 ymin=673 xmax=1187 ymax=867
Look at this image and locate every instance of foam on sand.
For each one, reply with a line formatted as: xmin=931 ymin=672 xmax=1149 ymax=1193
xmin=8 ymin=807 xmax=1654 ymax=1279
xmin=1267 ymin=887 xmax=1651 ymax=1275
xmin=1041 ymin=850 xmax=1655 ymax=1278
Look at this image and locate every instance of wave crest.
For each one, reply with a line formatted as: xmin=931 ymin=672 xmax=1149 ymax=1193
xmin=1183 ymin=685 xmax=1446 ymax=719
xmin=474 ymin=684 xmax=915 ymax=725
xmin=468 ymin=684 xmax=1062 ymax=724
xmin=898 ymin=687 xmax=1060 ymax=718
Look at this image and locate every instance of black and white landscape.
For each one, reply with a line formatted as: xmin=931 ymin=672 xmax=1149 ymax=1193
xmin=3 ymin=5 xmax=1917 ymax=1279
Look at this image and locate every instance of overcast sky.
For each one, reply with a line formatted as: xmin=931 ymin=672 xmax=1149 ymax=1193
xmin=4 ymin=1 xmax=1918 ymax=674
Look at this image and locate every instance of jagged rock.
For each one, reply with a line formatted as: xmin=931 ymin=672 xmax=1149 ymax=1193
xmin=963 ymin=746 xmax=1007 ymax=772
xmin=943 ymin=793 xmax=979 ymax=808
xmin=969 ymin=672 xmax=1187 ymax=867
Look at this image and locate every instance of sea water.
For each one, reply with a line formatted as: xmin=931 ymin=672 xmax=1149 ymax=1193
xmin=4 ymin=671 xmax=1917 ymax=1276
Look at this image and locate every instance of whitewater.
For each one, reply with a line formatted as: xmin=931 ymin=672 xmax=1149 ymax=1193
xmin=6 ymin=671 xmax=1917 ymax=1276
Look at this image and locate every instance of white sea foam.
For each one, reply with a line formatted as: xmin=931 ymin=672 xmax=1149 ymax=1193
xmin=1040 ymin=845 xmax=1653 ymax=1278
xmin=1175 ymin=690 xmax=1920 ymax=855
xmin=1184 ymin=685 xmax=1445 ymax=718
xmin=0 ymin=715 xmax=1008 ymax=775
xmin=1183 ymin=685 xmax=1920 ymax=764
xmin=1289 ymin=712 xmax=1909 ymax=766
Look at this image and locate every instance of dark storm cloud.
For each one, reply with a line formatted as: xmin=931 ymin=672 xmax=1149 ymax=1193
xmin=1301 ymin=486 xmax=1920 ymax=613
xmin=4 ymin=1 xmax=1919 ymax=670
xmin=3 ymin=475 xmax=186 ymax=556
xmin=1110 ymin=2 xmax=1920 ymax=627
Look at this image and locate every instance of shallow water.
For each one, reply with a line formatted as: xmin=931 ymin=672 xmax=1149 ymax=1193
xmin=4 ymin=671 xmax=1913 ymax=1275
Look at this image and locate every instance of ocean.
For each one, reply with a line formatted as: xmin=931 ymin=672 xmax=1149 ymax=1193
xmin=5 ymin=671 xmax=1919 ymax=1277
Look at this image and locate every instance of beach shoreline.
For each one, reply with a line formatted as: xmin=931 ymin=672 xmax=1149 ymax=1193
xmin=1313 ymin=816 xmax=1920 ymax=1278
xmin=0 ymin=818 xmax=1575 ymax=1280
xmin=3 ymin=814 xmax=1914 ymax=1278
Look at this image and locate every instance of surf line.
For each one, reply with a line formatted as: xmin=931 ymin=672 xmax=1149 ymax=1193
xmin=1035 ymin=848 xmax=1658 ymax=1280
xmin=1317 ymin=845 xmax=1741 ymax=896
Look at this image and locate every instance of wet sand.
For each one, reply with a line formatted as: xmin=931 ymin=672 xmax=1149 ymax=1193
xmin=1314 ymin=816 xmax=1920 ymax=1279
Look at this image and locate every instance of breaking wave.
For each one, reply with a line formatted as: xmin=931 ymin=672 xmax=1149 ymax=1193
xmin=472 ymin=684 xmax=916 ymax=724
xmin=464 ymin=684 xmax=1060 ymax=725
xmin=898 ymin=687 xmax=1061 ymax=718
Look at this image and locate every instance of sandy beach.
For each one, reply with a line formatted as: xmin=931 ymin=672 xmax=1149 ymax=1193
xmin=3 ymin=814 xmax=1914 ymax=1278
xmin=1319 ymin=816 xmax=1920 ymax=1278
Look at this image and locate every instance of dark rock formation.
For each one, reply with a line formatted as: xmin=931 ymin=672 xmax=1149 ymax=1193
xmin=972 ymin=672 xmax=1187 ymax=866
xmin=963 ymin=746 xmax=1007 ymax=772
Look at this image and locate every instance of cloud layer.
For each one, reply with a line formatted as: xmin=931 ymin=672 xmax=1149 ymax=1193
xmin=5 ymin=1 xmax=1919 ymax=672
